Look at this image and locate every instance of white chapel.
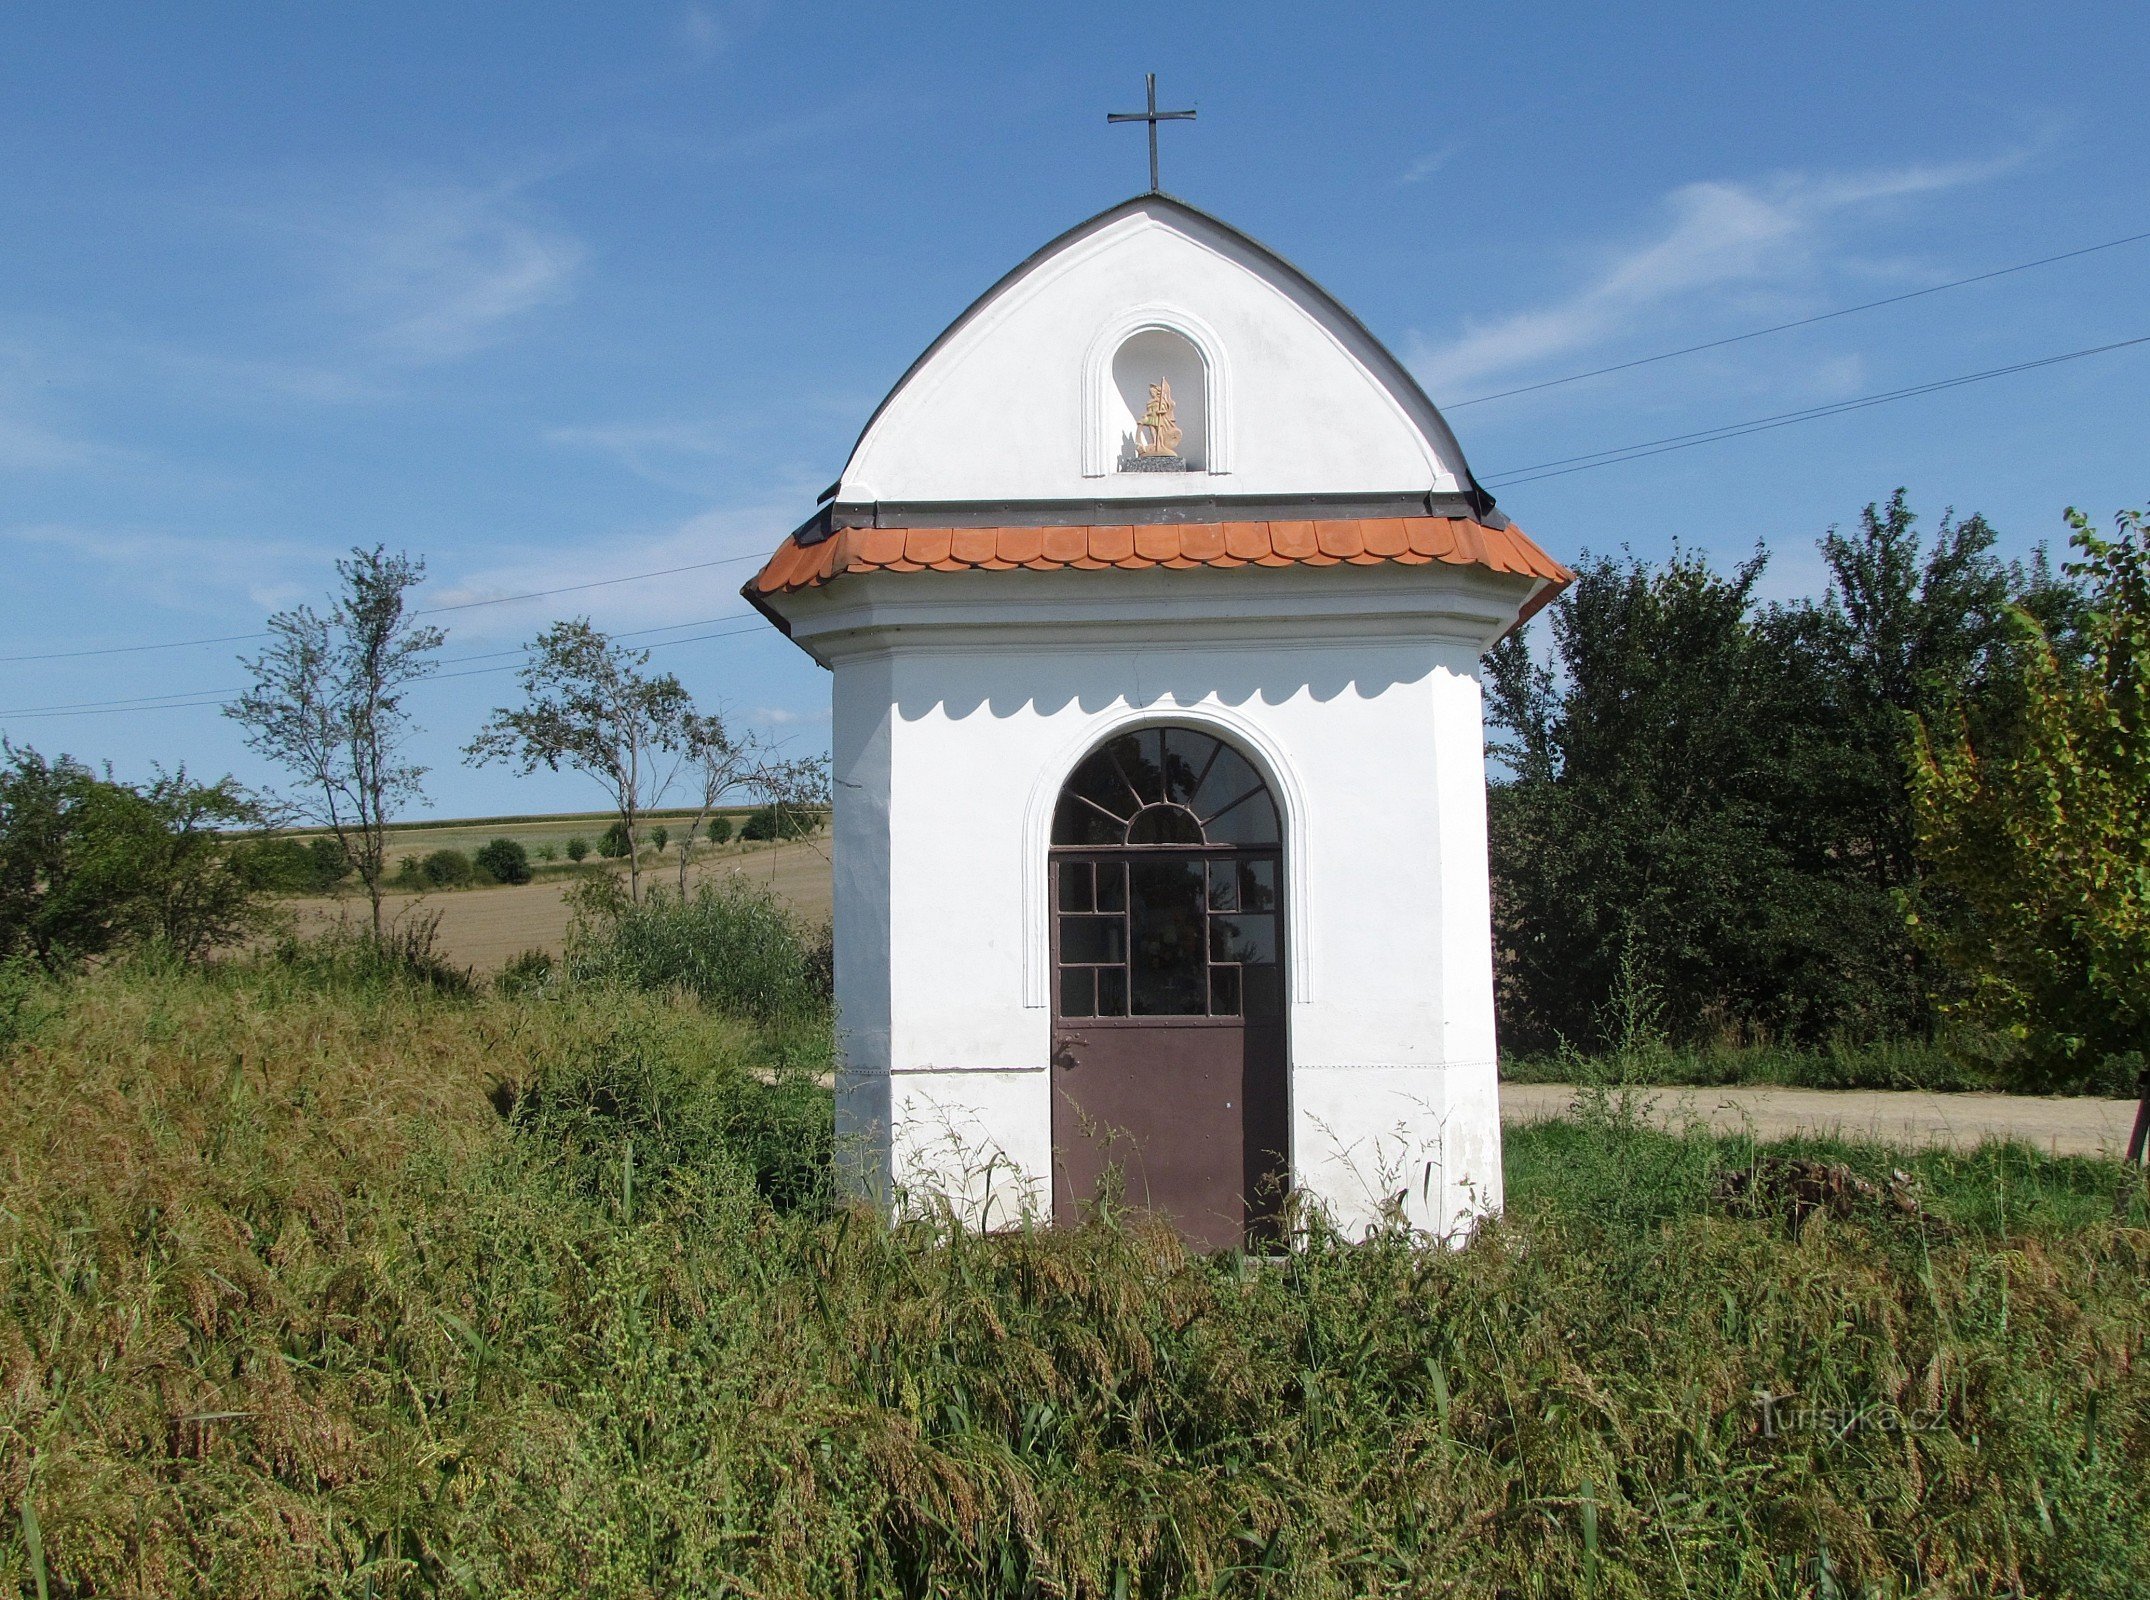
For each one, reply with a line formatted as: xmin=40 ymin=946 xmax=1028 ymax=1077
xmin=744 ymin=191 xmax=1570 ymax=1249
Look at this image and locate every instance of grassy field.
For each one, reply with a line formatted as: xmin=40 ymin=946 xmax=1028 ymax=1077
xmin=3 ymin=944 xmax=2145 ymax=1597
xmin=285 ymin=836 xmax=833 ymax=970
xmin=277 ymin=808 xmax=817 ymax=877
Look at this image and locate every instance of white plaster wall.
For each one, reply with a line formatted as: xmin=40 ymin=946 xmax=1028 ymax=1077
xmin=839 ymin=201 xmax=1470 ymax=503
xmin=805 ymin=564 xmax=1528 ymax=1240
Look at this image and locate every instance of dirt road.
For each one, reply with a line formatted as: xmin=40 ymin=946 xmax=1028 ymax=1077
xmin=1502 ymin=1082 xmax=2142 ymax=1158
xmin=285 ymin=839 xmax=833 ymax=972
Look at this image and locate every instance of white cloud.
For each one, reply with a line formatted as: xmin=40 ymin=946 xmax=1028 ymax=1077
xmin=0 ymin=409 xmax=96 ymax=472
xmin=749 ymin=704 xmax=827 ymax=727
xmin=425 ymin=499 xmax=799 ymax=642
xmin=1401 ymin=143 xmax=1462 ymax=185
xmin=546 ymin=420 xmax=733 ymax=488
xmin=322 ymin=181 xmax=584 ymax=363
xmin=3 ymin=522 xmax=316 ymax=611
xmin=0 ymin=348 xmax=104 ymax=471
xmin=262 ymin=178 xmax=586 ymax=367
xmin=1409 ymin=152 xmax=2026 ymax=396
xmin=678 ymin=4 xmax=729 ymax=61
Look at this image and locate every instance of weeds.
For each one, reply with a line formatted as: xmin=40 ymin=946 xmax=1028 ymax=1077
xmin=564 ymin=873 xmax=832 ymax=1025
xmin=0 ymin=953 xmax=2145 ymax=1597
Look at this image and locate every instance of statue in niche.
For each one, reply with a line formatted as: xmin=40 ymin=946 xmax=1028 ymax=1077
xmin=1127 ymin=377 xmax=1187 ymax=471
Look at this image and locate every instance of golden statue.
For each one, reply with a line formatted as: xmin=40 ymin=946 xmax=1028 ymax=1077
xmin=1135 ymin=377 xmax=1183 ymax=458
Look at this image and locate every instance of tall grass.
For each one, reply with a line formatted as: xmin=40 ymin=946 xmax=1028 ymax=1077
xmin=563 ymin=874 xmax=832 ymax=1026
xmin=1 ymin=954 xmax=2145 ymax=1597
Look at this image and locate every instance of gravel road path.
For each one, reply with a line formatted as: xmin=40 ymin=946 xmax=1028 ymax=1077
xmin=1502 ymin=1083 xmax=2141 ymax=1157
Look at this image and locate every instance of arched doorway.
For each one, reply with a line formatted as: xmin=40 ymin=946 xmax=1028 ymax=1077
xmin=1049 ymin=725 xmax=1288 ymax=1250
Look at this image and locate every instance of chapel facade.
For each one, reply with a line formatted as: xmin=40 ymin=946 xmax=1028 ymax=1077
xmin=745 ymin=194 xmax=1569 ymax=1247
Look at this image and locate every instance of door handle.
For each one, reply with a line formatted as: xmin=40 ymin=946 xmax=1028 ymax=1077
xmin=1052 ymin=1035 xmax=1085 ymax=1071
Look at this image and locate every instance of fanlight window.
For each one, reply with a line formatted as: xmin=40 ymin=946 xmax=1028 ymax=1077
xmin=1051 ymin=727 xmax=1279 ymax=848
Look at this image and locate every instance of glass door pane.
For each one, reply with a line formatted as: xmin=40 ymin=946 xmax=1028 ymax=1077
xmin=1128 ymin=858 xmax=1208 ymax=1015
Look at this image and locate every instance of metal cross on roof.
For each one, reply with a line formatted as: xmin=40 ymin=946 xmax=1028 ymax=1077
xmin=1107 ymin=73 xmax=1196 ymax=194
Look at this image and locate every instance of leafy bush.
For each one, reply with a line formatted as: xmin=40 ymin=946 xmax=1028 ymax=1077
xmin=496 ymin=946 xmax=557 ymax=997
xmin=649 ymin=823 xmax=669 ymax=853
xmin=565 ymin=835 xmax=589 ymax=862
xmin=474 ymin=837 xmax=533 ymax=885
xmin=263 ymin=913 xmax=473 ymax=996
xmin=598 ymin=820 xmax=631 ymax=859
xmin=505 ymin=1015 xmax=830 ymax=1213
xmin=420 ymin=847 xmax=477 ymax=888
xmin=739 ymin=803 xmax=817 ymax=841
xmin=1486 ymin=497 xmax=2081 ymax=1054
xmin=235 ymin=834 xmax=351 ymax=894
xmin=535 ymin=841 xmax=559 ymax=863
xmin=707 ymin=815 xmax=732 ymax=844
xmin=0 ymin=744 xmax=270 ymax=967
xmin=565 ymin=875 xmax=832 ymax=1024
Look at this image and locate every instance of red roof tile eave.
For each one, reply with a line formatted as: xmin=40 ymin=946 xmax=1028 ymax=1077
xmin=748 ymin=516 xmax=1573 ymax=602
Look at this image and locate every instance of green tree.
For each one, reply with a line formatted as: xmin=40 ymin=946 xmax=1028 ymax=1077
xmin=565 ymin=835 xmax=590 ymax=862
xmin=1486 ymin=496 xmax=2078 ymax=1054
xmin=474 ymin=837 xmax=533 ymax=885
xmin=0 ymin=746 xmax=269 ymax=968
xmin=1907 ymin=505 xmax=2150 ymax=1120
xmin=225 ymin=546 xmax=444 ymax=938
xmin=419 ymin=848 xmax=476 ymax=889
xmin=466 ymin=620 xmax=692 ymax=903
xmin=1486 ymin=546 xmax=1876 ymax=1048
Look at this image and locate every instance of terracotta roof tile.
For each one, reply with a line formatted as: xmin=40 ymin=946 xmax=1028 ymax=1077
xmin=1222 ymin=521 xmax=1270 ymax=561
xmin=1039 ymin=525 xmax=1087 ymax=563
xmin=749 ymin=517 xmax=1573 ymax=611
xmin=1133 ymin=523 xmax=1179 ymax=562
xmin=997 ymin=525 xmax=1044 ymax=565
xmin=1270 ymin=521 xmax=1318 ymax=560
xmin=1090 ymin=525 xmax=1135 ymax=563
xmin=949 ymin=526 xmax=998 ymax=565
xmin=1361 ymin=518 xmax=1410 ymax=559
xmin=1316 ymin=520 xmax=1366 ymax=559
xmin=1179 ymin=522 xmax=1226 ymax=561
xmin=858 ymin=525 xmax=907 ymax=566
xmin=1408 ymin=518 xmax=1453 ymax=559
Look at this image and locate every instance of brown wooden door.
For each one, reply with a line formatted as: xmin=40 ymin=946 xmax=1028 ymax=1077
xmin=1048 ymin=727 xmax=1289 ymax=1251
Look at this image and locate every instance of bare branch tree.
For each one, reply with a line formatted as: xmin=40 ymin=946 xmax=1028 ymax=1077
xmin=674 ymin=710 xmax=754 ymax=895
xmin=464 ymin=619 xmax=691 ymax=904
xmin=666 ymin=715 xmax=834 ymax=893
xmin=749 ymin=753 xmax=832 ymax=849
xmin=224 ymin=546 xmax=443 ymax=938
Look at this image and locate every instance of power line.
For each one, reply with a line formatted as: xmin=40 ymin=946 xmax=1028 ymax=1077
xmin=0 ymin=549 xmax=771 ymax=665
xmin=0 ymin=617 xmax=774 ymax=721
xmin=415 ymin=552 xmax=768 ymax=616
xmin=10 ymin=229 xmax=2145 ymax=668
xmin=1444 ymin=226 xmax=2150 ymax=410
xmin=1479 ymin=333 xmax=2150 ymax=488
xmin=11 ymin=323 xmax=2142 ymax=708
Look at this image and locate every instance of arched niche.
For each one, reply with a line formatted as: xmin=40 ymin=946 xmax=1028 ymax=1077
xmin=1081 ymin=304 xmax=1231 ymax=479
xmin=1110 ymin=329 xmax=1208 ymax=473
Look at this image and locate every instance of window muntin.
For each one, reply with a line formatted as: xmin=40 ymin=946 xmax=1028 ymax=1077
xmin=1050 ymin=727 xmax=1282 ymax=1020
xmin=1051 ymin=728 xmax=1279 ymax=848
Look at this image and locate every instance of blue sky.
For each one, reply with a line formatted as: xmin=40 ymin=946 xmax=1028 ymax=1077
xmin=3 ymin=2 xmax=2145 ymax=816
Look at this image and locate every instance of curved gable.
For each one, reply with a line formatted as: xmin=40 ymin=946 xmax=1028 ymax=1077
xmin=836 ymin=195 xmax=1487 ymax=507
